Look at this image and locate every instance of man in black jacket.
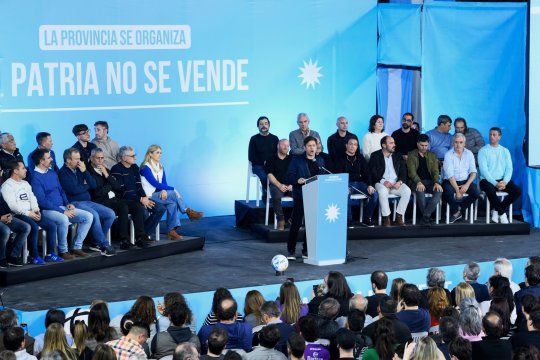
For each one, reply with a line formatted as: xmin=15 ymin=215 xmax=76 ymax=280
xmin=335 ymin=137 xmax=377 ymax=227
xmin=361 ymin=299 xmax=411 ymax=345
xmin=0 ymin=133 xmax=24 ymax=181
xmin=88 ymin=148 xmax=148 ymax=250
xmin=472 ymin=312 xmax=512 ymax=360
xmin=327 ymin=116 xmax=357 ymax=164
xmin=369 ymin=136 xmax=411 ymax=226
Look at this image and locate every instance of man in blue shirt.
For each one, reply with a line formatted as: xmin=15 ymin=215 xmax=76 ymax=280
xmin=442 ymin=133 xmax=479 ymax=223
xmin=478 ymin=127 xmax=521 ymax=224
xmin=426 ymin=115 xmax=453 ymax=160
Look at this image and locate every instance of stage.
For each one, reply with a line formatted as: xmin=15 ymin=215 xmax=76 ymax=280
xmin=4 ymin=215 xmax=538 ymax=312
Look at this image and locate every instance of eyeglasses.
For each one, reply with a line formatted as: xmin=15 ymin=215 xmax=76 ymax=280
xmin=403 ymin=119 xmax=413 ymax=123
xmin=124 ymin=154 xmax=136 ymax=158
xmin=95 ymin=157 xmax=105 ymax=160
xmin=77 ymin=130 xmax=90 ymax=136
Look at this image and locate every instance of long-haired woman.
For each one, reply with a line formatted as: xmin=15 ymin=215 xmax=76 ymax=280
xmin=277 ymin=281 xmax=308 ymax=324
xmin=42 ymin=323 xmax=78 ymax=360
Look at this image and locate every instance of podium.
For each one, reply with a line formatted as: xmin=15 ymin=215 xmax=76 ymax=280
xmin=302 ymin=173 xmax=349 ymax=266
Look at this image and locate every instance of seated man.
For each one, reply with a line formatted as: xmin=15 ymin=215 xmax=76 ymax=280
xmin=0 ymin=133 xmax=25 ymax=180
xmin=472 ymin=312 xmax=512 ymax=359
xmin=286 ymin=136 xmax=325 ymax=259
xmin=88 ymin=148 xmax=149 ymax=249
xmin=442 ymin=133 xmax=479 ymax=223
xmin=289 ymin=113 xmax=322 ymax=156
xmin=450 ymin=262 xmax=490 ymax=305
xmin=1 ymin=161 xmax=60 ymax=265
xmin=248 ymin=116 xmax=279 ymax=202
xmin=111 ymin=146 xmax=165 ymax=248
xmin=0 ymin=194 xmax=30 ymax=267
xmin=514 ymin=263 xmax=540 ymax=325
xmin=510 ymin=306 xmax=540 ymax=352
xmin=265 ymin=139 xmax=292 ymax=231
xmin=454 ymin=117 xmax=485 ymax=160
xmin=298 ymin=315 xmax=330 ymax=360
xmin=327 ymin=116 xmax=356 ymax=164
xmin=252 ymin=301 xmax=294 ymax=355
xmin=71 ymin=124 xmax=97 ymax=164
xmin=30 ymin=149 xmax=93 ymax=260
xmin=426 ymin=115 xmax=453 ymax=161
xmin=246 ymin=325 xmax=287 ymax=360
xmin=369 ymin=136 xmax=411 ymax=227
xmin=201 ymin=327 xmax=227 ymax=360
xmin=106 ymin=322 xmax=149 ymax=360
xmin=407 ymin=134 xmax=443 ymax=225
xmin=92 ymin=121 xmax=120 ymax=169
xmin=3 ymin=327 xmax=37 ymax=360
xmin=391 ymin=113 xmax=419 ymax=160
xmin=57 ymin=148 xmax=116 ymax=256
xmin=478 ymin=127 xmax=521 ymax=224
xmin=197 ymin=298 xmax=253 ymax=353
xmin=365 ymin=271 xmax=390 ymax=318
xmin=27 ymin=132 xmax=59 ymax=173
xmin=395 ymin=284 xmax=430 ymax=333
xmin=334 ymin=136 xmax=377 ymax=227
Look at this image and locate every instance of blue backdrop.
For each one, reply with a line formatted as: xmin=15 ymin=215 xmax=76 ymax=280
xmin=0 ymin=0 xmax=377 ymax=216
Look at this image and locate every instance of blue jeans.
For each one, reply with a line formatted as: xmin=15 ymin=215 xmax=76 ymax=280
xmin=144 ymin=203 xmax=166 ymax=236
xmin=348 ymin=182 xmax=378 ymax=221
xmin=251 ymin=165 xmax=268 ymax=200
xmin=73 ymin=201 xmax=115 ymax=247
xmin=15 ymin=214 xmax=56 ymax=259
xmin=0 ymin=217 xmax=30 ymax=259
xmin=150 ymin=190 xmax=187 ymax=231
xmin=41 ymin=210 xmax=70 ymax=254
xmin=42 ymin=208 xmax=93 ymax=252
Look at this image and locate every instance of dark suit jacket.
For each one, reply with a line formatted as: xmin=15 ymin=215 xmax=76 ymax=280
xmin=471 ymin=336 xmax=513 ymax=360
xmin=368 ymin=150 xmax=407 ymax=184
xmin=286 ymin=155 xmax=325 ymax=198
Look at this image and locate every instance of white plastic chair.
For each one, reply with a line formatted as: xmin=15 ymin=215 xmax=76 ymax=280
xmin=445 ymin=193 xmax=474 ymax=224
xmin=245 ymin=161 xmax=261 ymax=207
xmin=350 ymin=194 xmax=368 ymax=222
xmin=378 ymin=194 xmax=400 ymax=225
xmin=485 ymin=191 xmax=513 ymax=224
xmin=264 ymin=179 xmax=293 ymax=229
xmin=412 ymin=193 xmax=441 ymax=225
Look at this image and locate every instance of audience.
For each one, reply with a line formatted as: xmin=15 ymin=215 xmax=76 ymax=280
xmin=252 ymin=301 xmax=294 ymax=355
xmin=298 ymin=315 xmax=330 ymax=360
xmin=342 ymin=309 xmax=372 ymax=359
xmin=448 ymin=337 xmax=472 ymax=360
xmin=348 ymin=295 xmax=374 ymax=326
xmin=361 ymin=317 xmax=395 ymax=360
xmin=426 ymin=115 xmax=453 ymax=161
xmin=90 ymin=344 xmax=115 ymax=360
xmin=0 ymin=189 xmax=31 ymax=267
xmin=265 ymin=139 xmax=292 ymax=231
xmin=243 ymin=291 xmax=265 ymax=328
xmin=428 ymin=287 xmax=450 ymax=329
xmin=420 ymin=268 xmax=452 ymax=309
xmin=3 ymin=327 xmax=36 ymax=360
xmin=289 ymin=113 xmax=322 ymax=157
xmin=286 ymin=333 xmax=305 ymax=360
xmin=246 ymin=325 xmax=286 ymax=360
xmin=396 ymin=284 xmax=430 ymax=334
xmin=510 ymin=306 xmax=540 ymax=352
xmin=515 ymin=264 xmax=540 ymax=325
xmin=362 ymin=299 xmax=411 ymax=345
xmin=309 ymin=271 xmax=353 ymax=318
xmin=41 ymin=323 xmax=78 ymax=360
xmin=200 ymin=328 xmax=227 ymax=360
xmin=0 ymin=310 xmax=34 ymax=355
xmin=471 ymin=312 xmax=512 ymax=360
xmin=493 ymin=258 xmax=521 ymax=294
xmin=450 ymin=263 xmax=490 ymax=305
xmin=366 ymin=271 xmax=390 ymax=319
xmin=276 ymin=281 xmax=308 ymax=325
xmin=453 ymin=118 xmax=484 ymax=160
xmin=392 ymin=113 xmax=419 ymax=160
xmin=33 ymin=309 xmax=72 ymax=355
xmin=106 ymin=322 xmax=149 ymax=360
xmin=335 ymin=329 xmax=355 ymax=360
xmin=71 ymin=321 xmax=94 ymax=360
xmin=390 ymin=278 xmax=406 ymax=309
xmin=203 ymin=289 xmax=244 ymax=326
xmin=0 ymin=133 xmax=25 ymax=178
xmin=458 ymin=298 xmax=484 ymax=343
xmin=86 ymin=303 xmax=119 ymax=351
xmin=71 ymin=125 xmax=97 ymax=165
xmin=27 ymin=132 xmax=59 ymax=173
xmin=434 ymin=316 xmax=460 ymax=360
xmin=92 ymin=121 xmax=120 ymax=169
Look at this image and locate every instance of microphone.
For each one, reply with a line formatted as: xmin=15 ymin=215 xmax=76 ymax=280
xmin=319 ymin=166 xmax=371 ymax=199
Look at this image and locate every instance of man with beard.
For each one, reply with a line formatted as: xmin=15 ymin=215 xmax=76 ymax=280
xmin=391 ymin=113 xmax=419 ymax=161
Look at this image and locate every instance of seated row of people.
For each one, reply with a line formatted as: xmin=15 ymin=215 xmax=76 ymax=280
xmin=0 ymin=122 xmax=202 ymax=267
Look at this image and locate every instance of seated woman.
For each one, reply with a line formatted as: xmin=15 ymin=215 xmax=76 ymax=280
xmin=140 ymin=145 xmax=203 ymax=240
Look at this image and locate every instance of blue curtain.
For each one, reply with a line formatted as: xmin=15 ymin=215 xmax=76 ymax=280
xmin=378 ymin=4 xmax=421 ymax=67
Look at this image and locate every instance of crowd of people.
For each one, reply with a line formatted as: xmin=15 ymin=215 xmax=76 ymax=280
xmin=248 ymin=113 xmax=521 ymax=259
xmin=1 ymin=257 xmax=539 ymax=360
xmin=0 ymin=122 xmax=203 ymax=267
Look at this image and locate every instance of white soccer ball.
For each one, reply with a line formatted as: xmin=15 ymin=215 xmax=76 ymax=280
xmin=271 ymin=254 xmax=289 ymax=272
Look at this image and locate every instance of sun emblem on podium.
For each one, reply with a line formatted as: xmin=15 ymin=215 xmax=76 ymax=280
xmin=324 ymin=203 xmax=340 ymax=223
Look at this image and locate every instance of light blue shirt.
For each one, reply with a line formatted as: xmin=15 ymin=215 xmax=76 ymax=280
xmin=443 ymin=148 xmax=476 ymax=182
xmin=381 ymin=154 xmax=398 ymax=183
xmin=426 ymin=128 xmax=453 ymax=159
xmin=478 ymin=144 xmax=513 ymax=185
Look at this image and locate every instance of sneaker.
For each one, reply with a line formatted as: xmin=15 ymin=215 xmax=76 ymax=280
xmin=72 ymin=249 xmax=90 ymax=258
xmin=449 ymin=211 xmax=462 ymax=224
xmin=100 ymin=245 xmax=116 ymax=257
xmin=120 ymin=241 xmax=135 ymax=250
xmin=87 ymin=243 xmax=101 ymax=252
xmin=30 ymin=256 xmax=46 ymax=265
xmin=362 ymin=218 xmax=375 ymax=227
xmin=135 ymin=240 xmax=150 ymax=249
xmin=45 ymin=253 xmax=65 ymax=263
xmin=286 ymin=252 xmax=296 ymax=260
xmin=491 ymin=210 xmax=499 ymax=224
xmin=499 ymin=213 xmax=509 ymax=224
xmin=302 ymin=251 xmax=308 ymax=259
xmin=7 ymin=257 xmax=23 ymax=267
xmin=0 ymin=259 xmax=8 ymax=268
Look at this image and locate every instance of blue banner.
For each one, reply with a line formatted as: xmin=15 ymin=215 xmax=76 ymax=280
xmin=377 ymin=4 xmax=421 ymax=67
xmin=0 ymin=0 xmax=377 ymax=216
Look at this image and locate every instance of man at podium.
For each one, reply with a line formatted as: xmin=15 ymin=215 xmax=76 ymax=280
xmin=286 ymin=136 xmax=326 ymax=260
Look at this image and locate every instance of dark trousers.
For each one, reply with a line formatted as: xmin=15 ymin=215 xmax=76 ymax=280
xmin=442 ymin=179 xmax=480 ymax=214
xmin=287 ymin=196 xmax=307 ymax=254
xmin=415 ymin=179 xmax=443 ymax=219
xmin=144 ymin=203 xmax=166 ymax=236
xmin=269 ymin=184 xmax=291 ymax=221
xmin=479 ymin=179 xmax=521 ymax=215
xmin=101 ymin=198 xmax=146 ymax=241
xmin=252 ymin=165 xmax=268 ymax=200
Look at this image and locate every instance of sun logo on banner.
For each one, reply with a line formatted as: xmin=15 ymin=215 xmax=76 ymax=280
xmin=324 ymin=203 xmax=340 ymax=223
xmin=298 ymin=59 xmax=323 ymax=89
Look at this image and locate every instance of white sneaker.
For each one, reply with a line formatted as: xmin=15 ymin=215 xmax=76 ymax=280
xmin=499 ymin=213 xmax=509 ymax=224
xmin=491 ymin=210 xmax=499 ymax=223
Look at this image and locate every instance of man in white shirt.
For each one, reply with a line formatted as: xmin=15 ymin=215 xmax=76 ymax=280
xmin=3 ymin=327 xmax=37 ymax=360
xmin=442 ymin=133 xmax=479 ymax=223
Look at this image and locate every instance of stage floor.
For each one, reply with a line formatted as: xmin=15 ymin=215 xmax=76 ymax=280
xmin=5 ymin=215 xmax=539 ymax=311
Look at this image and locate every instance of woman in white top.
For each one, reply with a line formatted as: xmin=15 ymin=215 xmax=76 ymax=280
xmin=362 ymin=115 xmax=388 ymax=160
xmin=140 ymin=145 xmax=203 ymax=240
